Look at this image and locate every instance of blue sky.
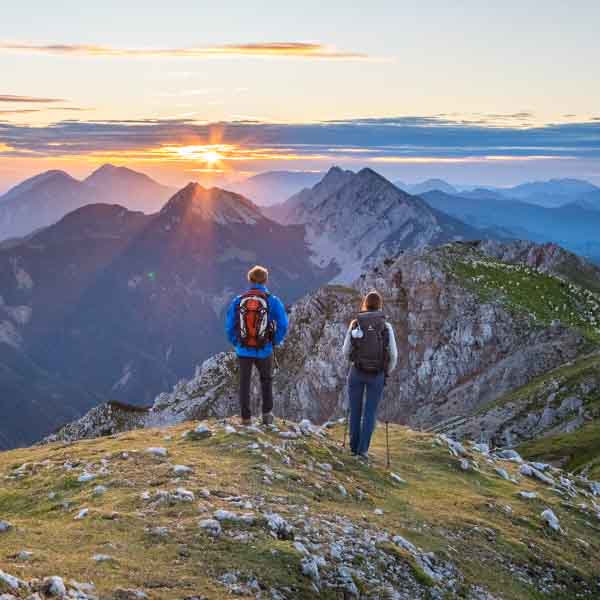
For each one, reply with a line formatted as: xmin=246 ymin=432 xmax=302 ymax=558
xmin=1 ymin=0 xmax=600 ymax=189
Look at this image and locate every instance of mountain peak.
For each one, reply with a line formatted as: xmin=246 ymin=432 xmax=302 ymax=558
xmin=354 ymin=168 xmax=414 ymax=198
xmin=355 ymin=167 xmax=390 ymax=184
xmin=0 ymin=169 xmax=79 ymax=204
xmin=85 ymin=163 xmax=158 ymax=186
xmin=409 ymin=178 xmax=458 ymax=196
xmin=319 ymin=165 xmax=353 ymax=184
xmin=160 ymin=183 xmax=263 ymax=226
xmin=324 ymin=165 xmax=345 ymax=176
xmin=93 ymin=163 xmax=119 ymax=173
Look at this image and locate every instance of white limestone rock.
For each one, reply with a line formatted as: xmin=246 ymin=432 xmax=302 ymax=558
xmin=145 ymin=447 xmax=168 ymax=458
xmin=198 ymin=518 xmax=222 ymax=537
xmin=42 ymin=576 xmax=66 ymax=597
xmin=541 ymin=508 xmax=561 ymax=532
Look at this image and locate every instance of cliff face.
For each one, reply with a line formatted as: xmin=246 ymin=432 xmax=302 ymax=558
xmin=48 ymin=240 xmax=600 ymax=445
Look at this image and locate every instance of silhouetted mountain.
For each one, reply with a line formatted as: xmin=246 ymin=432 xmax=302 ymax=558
xmin=229 ymin=170 xmax=323 ymax=206
xmin=0 ymin=170 xmax=85 ymax=239
xmin=269 ymin=167 xmax=491 ymax=281
xmin=0 ymin=185 xmax=333 ymax=449
xmin=459 ymin=188 xmax=511 ymax=202
xmin=0 ymin=164 xmax=174 ymax=241
xmin=395 ymin=178 xmax=458 ymax=195
xmin=505 ymin=178 xmax=599 ymax=207
xmin=421 ymin=190 xmax=600 ymax=263
xmin=456 ymin=178 xmax=600 ymax=208
xmin=84 ymin=163 xmax=175 ymax=212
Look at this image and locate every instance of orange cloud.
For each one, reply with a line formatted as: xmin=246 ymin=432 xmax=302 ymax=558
xmin=0 ymin=41 xmax=367 ymax=60
xmin=0 ymin=94 xmax=65 ymax=103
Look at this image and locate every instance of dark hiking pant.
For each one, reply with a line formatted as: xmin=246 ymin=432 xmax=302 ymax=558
xmin=238 ymin=355 xmax=273 ymax=420
xmin=348 ymin=365 xmax=385 ymax=455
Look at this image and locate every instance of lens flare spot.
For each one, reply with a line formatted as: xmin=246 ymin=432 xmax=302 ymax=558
xmin=201 ymin=150 xmax=222 ymax=164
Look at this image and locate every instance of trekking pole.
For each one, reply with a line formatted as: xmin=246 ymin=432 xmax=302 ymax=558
xmin=385 ymin=421 xmax=391 ymax=469
xmin=272 ymin=349 xmax=285 ymax=426
xmin=341 ymin=362 xmax=352 ymax=449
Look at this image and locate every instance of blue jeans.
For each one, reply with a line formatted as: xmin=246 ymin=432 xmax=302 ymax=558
xmin=348 ymin=366 xmax=385 ymax=455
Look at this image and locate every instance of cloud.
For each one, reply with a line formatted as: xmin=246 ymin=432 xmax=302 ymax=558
xmin=0 ymin=94 xmax=65 ymax=103
xmin=0 ymin=109 xmax=40 ymax=115
xmin=0 ymin=41 xmax=367 ymax=60
xmin=1 ymin=116 xmax=599 ymax=163
xmin=0 ymin=106 xmax=92 ymax=115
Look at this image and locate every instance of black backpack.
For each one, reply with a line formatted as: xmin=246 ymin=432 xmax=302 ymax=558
xmin=350 ymin=311 xmax=389 ymax=374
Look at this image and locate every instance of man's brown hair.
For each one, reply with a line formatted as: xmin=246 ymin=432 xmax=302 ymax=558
xmin=360 ymin=290 xmax=383 ymax=312
xmin=247 ymin=265 xmax=269 ymax=285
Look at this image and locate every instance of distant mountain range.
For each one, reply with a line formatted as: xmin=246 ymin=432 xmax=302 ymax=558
xmin=421 ymin=189 xmax=600 ymax=263
xmin=394 ymin=176 xmax=600 ymax=209
xmin=0 ymin=164 xmax=175 ymax=240
xmin=227 ymin=170 xmax=323 ymax=206
xmin=394 ymin=178 xmax=459 ymax=196
xmin=502 ymin=178 xmax=599 ymax=207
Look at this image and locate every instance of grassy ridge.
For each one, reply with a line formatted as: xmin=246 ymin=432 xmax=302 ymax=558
xmin=451 ymin=257 xmax=600 ymax=343
xmin=1 ymin=420 xmax=600 ymax=598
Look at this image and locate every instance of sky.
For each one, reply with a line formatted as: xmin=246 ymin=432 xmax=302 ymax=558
xmin=1 ymin=0 xmax=600 ymax=191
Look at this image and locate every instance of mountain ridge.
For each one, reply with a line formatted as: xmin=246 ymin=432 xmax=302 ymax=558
xmin=268 ymin=167 xmax=489 ymax=282
xmin=421 ymin=189 xmax=600 ymax=263
xmin=0 ymin=164 xmax=174 ymax=241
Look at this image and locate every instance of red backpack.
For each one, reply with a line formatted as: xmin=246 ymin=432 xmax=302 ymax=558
xmin=237 ymin=289 xmax=272 ymax=348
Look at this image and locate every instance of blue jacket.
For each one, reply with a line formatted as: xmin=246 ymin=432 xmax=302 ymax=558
xmin=225 ymin=284 xmax=289 ymax=358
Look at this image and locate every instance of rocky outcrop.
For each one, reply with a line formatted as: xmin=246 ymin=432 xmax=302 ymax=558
xmin=438 ymin=352 xmax=600 ymax=448
xmin=45 ymin=402 xmax=149 ymax=444
xmin=147 ymin=240 xmax=588 ymax=429
xmin=49 ymin=240 xmax=600 ymax=444
xmin=479 ymin=239 xmax=600 ymax=292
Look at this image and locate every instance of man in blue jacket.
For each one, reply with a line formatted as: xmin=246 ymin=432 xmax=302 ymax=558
xmin=226 ymin=265 xmax=289 ymax=425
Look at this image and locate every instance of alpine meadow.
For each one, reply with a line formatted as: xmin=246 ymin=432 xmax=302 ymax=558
xmin=1 ymin=3 xmax=600 ymax=599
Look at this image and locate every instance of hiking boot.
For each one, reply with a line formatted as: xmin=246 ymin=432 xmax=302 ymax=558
xmin=241 ymin=417 xmax=252 ymax=426
xmin=262 ymin=412 xmax=274 ymax=426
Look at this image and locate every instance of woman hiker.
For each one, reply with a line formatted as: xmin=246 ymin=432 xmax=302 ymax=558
xmin=342 ymin=290 xmax=398 ymax=459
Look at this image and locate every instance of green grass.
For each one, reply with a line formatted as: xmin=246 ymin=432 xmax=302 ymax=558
xmin=450 ymin=256 xmax=600 ymax=342
xmin=520 ymin=420 xmax=600 ymax=476
xmin=1 ymin=420 xmax=599 ymax=598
